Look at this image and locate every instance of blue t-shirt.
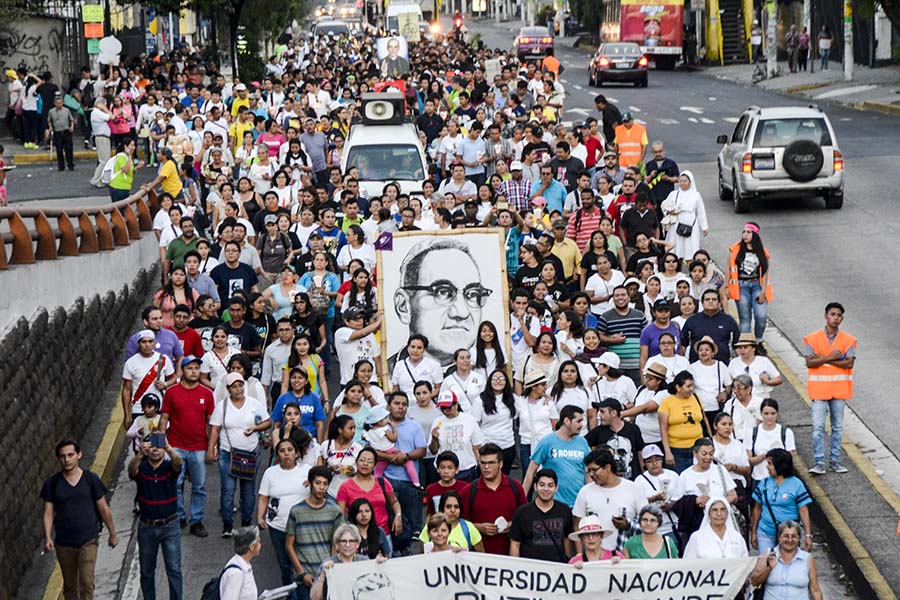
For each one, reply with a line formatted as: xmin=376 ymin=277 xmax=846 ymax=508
xmin=272 ymin=391 xmax=326 ymax=435
xmin=639 ymin=322 xmax=682 ymax=357
xmin=383 ymin=418 xmax=428 ymax=482
xmin=539 ymin=180 xmax=568 ymax=214
xmin=529 ymin=433 xmax=591 ymax=506
xmin=751 ymin=476 xmax=812 ymax=536
xmin=298 ymin=271 xmax=342 ymax=319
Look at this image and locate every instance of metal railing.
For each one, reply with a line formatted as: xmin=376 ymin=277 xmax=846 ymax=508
xmin=0 ymin=190 xmax=161 ymax=270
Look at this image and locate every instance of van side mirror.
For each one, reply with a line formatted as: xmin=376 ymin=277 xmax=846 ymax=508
xmin=716 ymin=134 xmax=728 ymax=144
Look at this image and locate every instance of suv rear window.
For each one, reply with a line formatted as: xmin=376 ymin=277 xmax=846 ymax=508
xmin=347 ymin=145 xmax=425 ymax=181
xmin=316 ymin=23 xmax=350 ymax=36
xmin=753 ymin=118 xmax=833 ymax=147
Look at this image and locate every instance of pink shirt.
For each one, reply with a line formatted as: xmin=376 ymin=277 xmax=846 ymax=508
xmin=336 ymin=477 xmax=395 ymax=534
xmin=568 ymin=549 xmax=623 ymax=564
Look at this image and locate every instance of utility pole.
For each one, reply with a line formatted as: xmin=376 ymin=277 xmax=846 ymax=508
xmin=766 ymin=0 xmax=777 ymax=77
xmin=843 ymin=0 xmax=853 ymax=80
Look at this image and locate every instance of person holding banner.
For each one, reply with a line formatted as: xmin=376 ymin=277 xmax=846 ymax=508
xmin=623 ymin=505 xmax=680 ymax=559
xmin=309 ymin=523 xmax=386 ymax=600
xmin=509 ymin=469 xmax=574 ymax=563
xmin=567 ymin=515 xmax=622 ymax=565
xmin=682 ymin=497 xmax=748 ymax=560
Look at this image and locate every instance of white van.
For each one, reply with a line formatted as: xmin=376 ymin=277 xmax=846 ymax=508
xmin=384 ymin=3 xmax=424 ymax=33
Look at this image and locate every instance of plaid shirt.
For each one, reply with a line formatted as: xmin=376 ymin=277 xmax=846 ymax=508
xmin=500 ymin=178 xmax=533 ymax=213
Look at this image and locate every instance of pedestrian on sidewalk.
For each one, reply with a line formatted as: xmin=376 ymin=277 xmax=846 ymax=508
xmin=798 ymin=26 xmax=810 ymax=71
xmin=89 ymin=97 xmax=112 ymax=187
xmin=804 ymin=302 xmax=856 ymax=475
xmin=128 ymin=434 xmax=184 ymax=600
xmin=785 ymin=25 xmax=800 ymax=73
xmin=817 ymin=26 xmax=833 ymax=70
xmin=40 ymin=439 xmax=119 ymax=600
xmin=47 ymin=92 xmax=75 ymax=171
xmin=750 ymin=20 xmax=762 ymax=63
xmin=5 ymin=69 xmax=23 ymax=141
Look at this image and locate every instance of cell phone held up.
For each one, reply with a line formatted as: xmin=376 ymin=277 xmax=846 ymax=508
xmin=150 ymin=432 xmax=167 ymax=449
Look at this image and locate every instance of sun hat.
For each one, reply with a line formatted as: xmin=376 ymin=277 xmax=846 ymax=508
xmin=568 ymin=515 xmax=615 ymax=541
xmin=523 ymin=369 xmax=548 ymax=390
xmin=694 ymin=335 xmax=720 ymax=355
xmin=733 ymin=333 xmax=757 ymax=348
xmin=366 ymin=405 xmax=390 ymax=426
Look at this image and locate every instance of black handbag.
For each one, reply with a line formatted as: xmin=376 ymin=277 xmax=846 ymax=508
xmin=676 ymin=220 xmax=695 ymax=237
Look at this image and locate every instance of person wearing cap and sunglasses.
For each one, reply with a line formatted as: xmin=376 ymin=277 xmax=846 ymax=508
xmin=429 ymin=390 xmax=484 ymax=482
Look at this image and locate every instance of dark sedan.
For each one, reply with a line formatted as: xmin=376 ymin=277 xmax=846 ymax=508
xmin=514 ymin=27 xmax=554 ymax=60
xmin=588 ymin=42 xmax=648 ymax=87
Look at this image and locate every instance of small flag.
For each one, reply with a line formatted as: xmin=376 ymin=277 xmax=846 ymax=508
xmin=374 ymin=232 xmax=393 ymax=251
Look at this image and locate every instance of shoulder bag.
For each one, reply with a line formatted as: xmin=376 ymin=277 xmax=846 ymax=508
xmin=672 ymin=191 xmax=696 ymax=237
xmin=222 ymin=398 xmax=258 ymax=480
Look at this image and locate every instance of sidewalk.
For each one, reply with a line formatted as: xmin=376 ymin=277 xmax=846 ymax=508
xmin=1 ymin=135 xmax=98 ymax=165
xmin=704 ymin=60 xmax=900 ymax=115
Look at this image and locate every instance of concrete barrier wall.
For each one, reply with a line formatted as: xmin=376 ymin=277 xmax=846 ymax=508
xmin=0 ymin=232 xmax=160 ymax=335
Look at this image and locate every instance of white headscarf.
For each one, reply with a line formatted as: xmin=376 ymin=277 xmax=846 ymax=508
xmin=683 ymin=497 xmax=748 ymax=559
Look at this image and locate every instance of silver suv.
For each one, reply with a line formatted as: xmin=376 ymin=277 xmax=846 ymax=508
xmin=715 ymin=105 xmax=844 ymax=213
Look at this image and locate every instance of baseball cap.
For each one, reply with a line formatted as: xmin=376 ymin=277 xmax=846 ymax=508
xmin=622 ymin=111 xmax=634 ymax=121
xmin=652 ymin=298 xmax=671 ymax=311
xmin=264 ymin=214 xmax=278 ymax=225
xmin=509 ymin=160 xmax=523 ymax=171
xmin=552 ymin=219 xmax=566 ymax=230
xmin=642 ymin=444 xmax=664 ymax=460
xmin=180 ymin=355 xmax=202 ymax=368
xmin=225 ymin=372 xmax=245 ymax=386
xmin=343 ymin=307 xmax=366 ymax=320
xmin=233 ymin=83 xmax=247 ymax=91
xmin=437 ymin=390 xmax=458 ymax=408
xmin=137 ymin=329 xmax=156 ymax=341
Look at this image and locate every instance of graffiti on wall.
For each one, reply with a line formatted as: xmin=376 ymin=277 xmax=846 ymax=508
xmin=0 ymin=17 xmax=65 ymax=109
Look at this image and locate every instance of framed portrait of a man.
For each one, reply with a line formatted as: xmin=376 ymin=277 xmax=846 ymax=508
xmin=377 ymin=229 xmax=511 ymax=375
xmin=376 ymin=36 xmax=411 ymax=78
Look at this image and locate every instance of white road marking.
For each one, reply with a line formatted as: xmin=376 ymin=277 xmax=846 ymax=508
xmin=568 ymin=108 xmax=591 ymax=116
xmin=635 ymin=118 xmax=647 ymax=125
xmin=680 ymin=106 xmax=705 ymax=114
xmin=708 ymin=97 xmax=717 ymax=101
xmin=560 ymin=78 xmax=569 ymax=84
xmin=606 ymin=97 xmax=619 ymax=103
xmin=813 ymin=84 xmax=877 ymax=99
xmin=700 ymin=117 xmax=715 ymax=124
xmin=628 ymin=106 xmax=642 ymax=112
xmin=687 ymin=117 xmax=699 ymax=123
xmin=723 ymin=117 xmax=740 ymax=123
xmin=573 ymin=84 xmax=583 ymax=90
xmin=659 ymin=118 xmax=680 ymax=125
xmin=840 ymin=117 xmax=852 ymax=121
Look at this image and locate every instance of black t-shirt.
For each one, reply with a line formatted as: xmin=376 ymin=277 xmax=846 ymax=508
xmin=544 ymin=281 xmax=570 ymax=305
xmin=585 ymin=422 xmax=645 ymax=481
xmin=416 ymin=112 xmax=445 ymax=144
xmin=548 ymin=156 xmax=585 ymax=192
xmin=620 ymin=208 xmax=661 ymax=246
xmin=246 ymin=312 xmax=276 ymax=349
xmin=189 ymin=315 xmax=223 ymax=352
xmin=252 ymin=207 xmax=291 ymax=235
xmin=223 ymin=321 xmax=262 ymax=352
xmin=523 ymin=141 xmax=552 ymax=165
xmin=209 ymin=262 xmax=259 ymax=305
xmin=625 ymin=247 xmax=664 ymax=275
xmin=581 ymin=250 xmax=620 ymax=277
xmin=508 ymin=501 xmax=574 ymax=563
xmin=515 ymin=264 xmax=542 ymax=289
xmin=290 ymin=312 xmax=324 ymax=349
xmin=40 ymin=470 xmax=107 ymax=547
xmin=292 ymin=250 xmax=338 ymax=276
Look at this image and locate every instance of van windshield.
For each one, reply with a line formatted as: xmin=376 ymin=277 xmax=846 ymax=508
xmin=347 ymin=145 xmax=426 ymax=181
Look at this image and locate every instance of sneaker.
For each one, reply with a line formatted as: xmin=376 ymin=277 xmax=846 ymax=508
xmin=222 ymin=525 xmax=234 ymax=538
xmin=830 ymin=463 xmax=849 ymax=474
xmin=808 ymin=463 xmax=827 ymax=475
xmin=180 ymin=519 xmax=188 ymax=529
xmin=241 ymin=519 xmax=252 ymax=527
xmin=190 ymin=522 xmax=209 ymax=538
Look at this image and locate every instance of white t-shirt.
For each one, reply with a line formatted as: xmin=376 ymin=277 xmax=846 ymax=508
xmin=122 ymin=352 xmax=175 ymax=412
xmin=336 ymin=244 xmax=376 ymax=275
xmin=589 ymin=377 xmax=637 ymax=409
xmin=407 ymin=403 xmax=442 ymax=457
xmin=514 ymin=394 xmax=560 ymax=446
xmin=713 ymin=437 xmax=750 ymax=485
xmin=209 ymin=395 xmax=269 ymax=452
xmin=573 ymin=479 xmax=646 ymax=550
xmin=688 ymin=360 xmax=733 ymax=411
xmin=673 ymin=464 xmax=736 ymax=500
xmin=258 ymin=464 xmax=311 ymax=531
xmin=390 ymin=356 xmax=443 ymax=397
xmin=728 ymin=356 xmax=780 ymax=401
xmin=632 ymin=387 xmax=667 ymax=442
xmin=432 ymin=413 xmax=484 ymax=471
xmin=158 ymin=224 xmax=183 ymax=249
xmin=721 ymin=397 xmax=760 ymax=445
xmin=470 ymin=345 xmax=508 ymax=385
xmin=509 ymin=314 xmax=542 ymax=372
xmin=441 ymin=371 xmax=483 ymax=417
xmin=645 ymin=354 xmax=690 ymax=384
xmin=200 ymin=348 xmax=240 ymax=390
xmin=635 ymin=469 xmax=680 ymax=536
xmin=363 ymin=425 xmax=393 ymax=450
xmin=319 ymin=439 xmax=364 ymax=498
xmin=332 ymin=386 xmax=386 ymax=411
xmin=585 ymin=270 xmax=626 ymax=314
xmin=438 ymin=134 xmax=463 ymax=165
xmin=746 ymin=424 xmax=796 ymax=481
xmin=334 ymin=328 xmax=381 ymax=384
xmin=554 ymin=387 xmax=592 ymax=435
xmin=474 ymin=395 xmax=516 ymax=449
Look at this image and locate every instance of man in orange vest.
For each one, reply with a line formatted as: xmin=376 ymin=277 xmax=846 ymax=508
xmin=804 ymin=302 xmax=857 ymax=475
xmin=541 ymin=48 xmax=562 ymax=80
xmin=613 ymin=112 xmax=648 ymax=168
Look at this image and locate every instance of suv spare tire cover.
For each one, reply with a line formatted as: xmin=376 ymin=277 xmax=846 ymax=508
xmin=782 ymin=139 xmax=824 ymax=182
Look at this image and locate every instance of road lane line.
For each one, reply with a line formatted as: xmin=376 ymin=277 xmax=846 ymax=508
xmin=700 ymin=117 xmax=715 ymax=124
xmin=680 ymin=106 xmax=704 ymax=114
xmin=573 ymin=84 xmax=583 ymax=90
xmin=659 ymin=118 xmax=680 ymax=125
xmin=628 ymin=106 xmax=642 ymax=112
xmin=687 ymin=117 xmax=699 ymax=123
xmin=723 ymin=117 xmax=740 ymax=123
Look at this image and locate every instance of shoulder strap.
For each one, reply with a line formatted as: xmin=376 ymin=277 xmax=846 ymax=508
xmin=459 ymin=519 xmax=474 ymax=550
xmin=761 ymin=479 xmax=779 ymax=527
xmin=751 ymin=425 xmax=759 ymax=455
xmin=376 ymin=476 xmax=389 ymax=504
xmin=510 ymin=478 xmax=523 ymax=505
xmin=780 ymin=425 xmax=787 ymax=448
xmin=468 ymin=481 xmax=478 ymax=509
xmin=403 ymin=359 xmax=415 ymax=383
xmin=664 ymin=536 xmax=672 ymax=558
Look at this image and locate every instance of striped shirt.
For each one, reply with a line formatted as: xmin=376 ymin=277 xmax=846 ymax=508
xmin=286 ymin=499 xmax=344 ymax=577
xmin=566 ymin=207 xmax=603 ymax=252
xmin=133 ymin=458 xmax=179 ymax=521
xmin=598 ymin=308 xmax=647 ymax=370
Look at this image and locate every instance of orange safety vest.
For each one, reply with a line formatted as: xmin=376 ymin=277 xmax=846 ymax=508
xmin=613 ymin=123 xmax=646 ymax=167
xmin=727 ymin=241 xmax=773 ymax=303
xmin=541 ymin=55 xmax=561 ymax=78
xmin=803 ymin=329 xmax=857 ymax=400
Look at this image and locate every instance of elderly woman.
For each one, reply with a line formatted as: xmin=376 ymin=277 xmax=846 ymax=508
xmin=728 ymin=334 xmax=782 ymax=402
xmin=751 ymin=449 xmax=813 ymax=554
xmin=721 ymin=373 xmax=760 ymax=444
xmin=624 ymin=504 xmax=680 ymax=558
xmin=750 ymin=521 xmax=824 ymax=600
xmin=568 ymin=515 xmax=622 ymax=566
xmin=682 ymin=497 xmax=748 ymax=559
xmin=310 ymin=523 xmax=385 ymax=600
xmin=219 ymin=526 xmax=261 ymax=600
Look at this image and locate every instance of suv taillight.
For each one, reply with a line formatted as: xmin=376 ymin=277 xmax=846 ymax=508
xmin=833 ymin=150 xmax=843 ymax=172
xmin=742 ymin=153 xmax=753 ymax=173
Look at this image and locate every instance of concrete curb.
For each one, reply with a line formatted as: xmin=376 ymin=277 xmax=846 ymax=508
xmin=13 ymin=150 xmax=98 ymax=164
xmin=860 ymin=101 xmax=900 ymax=117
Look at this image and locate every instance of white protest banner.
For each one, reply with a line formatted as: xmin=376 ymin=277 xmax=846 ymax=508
xmin=327 ymin=552 xmax=756 ymax=600
xmin=484 ymin=58 xmax=502 ymax=81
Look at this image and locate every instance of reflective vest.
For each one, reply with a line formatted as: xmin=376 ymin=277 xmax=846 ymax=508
xmin=727 ymin=241 xmax=773 ymax=302
xmin=804 ymin=329 xmax=856 ymax=400
xmin=613 ymin=123 xmax=647 ymax=167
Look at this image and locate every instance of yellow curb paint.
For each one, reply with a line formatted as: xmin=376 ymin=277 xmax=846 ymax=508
xmin=785 ymin=82 xmax=830 ymax=93
xmin=12 ymin=151 xmax=98 ymax=164
xmin=861 ymin=101 xmax=900 ymax=117
xmin=41 ymin=389 xmax=126 ymax=600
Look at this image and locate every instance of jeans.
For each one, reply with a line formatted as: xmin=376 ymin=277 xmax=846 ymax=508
xmin=811 ymin=399 xmax=846 ymax=465
xmin=756 ymin=527 xmax=777 ymax=554
xmin=671 ymin=447 xmax=693 ymax=474
xmin=820 ymin=48 xmax=831 ymax=69
xmin=386 ymin=477 xmax=421 ymax=554
xmin=174 ymin=448 xmax=207 ymax=524
xmin=737 ymin=279 xmax=768 ymax=341
xmin=137 ymin=520 xmax=183 ymax=600
xmin=109 ymin=187 xmax=131 ymax=202
xmin=519 ymin=443 xmax=532 ymax=476
xmin=218 ymin=449 xmax=257 ymax=526
xmin=268 ymin=527 xmax=296 ymax=594
xmin=56 ymin=539 xmax=98 ymax=600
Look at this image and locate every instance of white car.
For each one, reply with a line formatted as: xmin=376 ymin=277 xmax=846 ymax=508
xmin=342 ymin=93 xmax=428 ymax=199
xmin=715 ymin=105 xmax=844 ymax=212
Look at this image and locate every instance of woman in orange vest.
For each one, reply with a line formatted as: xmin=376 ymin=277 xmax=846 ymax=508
xmin=727 ymin=222 xmax=772 ymax=353
xmin=804 ymin=302 xmax=856 ymax=475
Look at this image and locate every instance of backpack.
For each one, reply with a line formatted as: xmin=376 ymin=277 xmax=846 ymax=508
xmin=750 ymin=424 xmax=787 ymax=456
xmin=100 ymin=155 xmax=122 ymax=184
xmin=200 ymin=564 xmax=242 ymax=600
xmin=468 ymin=476 xmax=523 ymax=513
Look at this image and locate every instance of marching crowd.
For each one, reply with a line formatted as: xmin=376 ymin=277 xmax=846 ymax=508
xmin=36 ymin=14 xmax=858 ymax=600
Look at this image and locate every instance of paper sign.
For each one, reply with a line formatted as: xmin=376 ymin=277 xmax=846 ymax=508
xmin=87 ymin=39 xmax=101 ymax=54
xmin=84 ymin=23 xmax=104 ymax=38
xmin=82 ymin=5 xmax=104 ymax=22
xmin=398 ymin=12 xmax=420 ymax=42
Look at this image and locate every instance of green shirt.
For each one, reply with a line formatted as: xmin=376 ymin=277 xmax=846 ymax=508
xmin=109 ymin=154 xmax=133 ymax=191
xmin=624 ymin=534 xmax=679 ymax=559
xmin=165 ymin=236 xmax=199 ymax=267
xmin=286 ymin=499 xmax=344 ymax=577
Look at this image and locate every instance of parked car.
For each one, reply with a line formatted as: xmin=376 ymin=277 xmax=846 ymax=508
xmin=514 ymin=27 xmax=554 ymax=60
xmin=588 ymin=42 xmax=648 ymax=87
xmin=716 ymin=105 xmax=844 ymax=212
xmin=313 ymin=19 xmax=351 ymax=38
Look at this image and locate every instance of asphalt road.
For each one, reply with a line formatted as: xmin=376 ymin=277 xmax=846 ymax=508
xmin=4 ymin=162 xmax=157 ymax=204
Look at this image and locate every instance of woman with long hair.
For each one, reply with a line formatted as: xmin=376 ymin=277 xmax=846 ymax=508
xmin=348 ymin=498 xmax=391 ymax=558
xmin=199 ymin=325 xmax=239 ymax=390
xmin=474 ymin=369 xmax=517 ymax=474
xmin=332 ymin=360 xmax=384 ymax=411
xmin=280 ymin=333 xmax=329 ymax=407
xmin=418 ymin=491 xmax=484 ymax=551
xmin=514 ymin=331 xmax=561 ymax=395
xmin=289 ymin=293 xmax=326 ymax=355
xmin=728 ymin=222 xmax=772 ymax=350
xmin=550 ymin=360 xmax=594 ymax=432
xmin=152 ymin=265 xmax=198 ymax=328
xmin=336 ymin=225 xmax=376 ymax=281
xmin=319 ymin=414 xmax=363 ymax=498
xmin=340 ymin=267 xmax=378 ymax=318
xmin=443 ymin=349 xmax=484 ymax=414
xmin=580 ymin=230 xmax=620 ymax=288
xmin=245 ymin=291 xmax=277 ymax=351
xmin=333 ymin=379 xmax=370 ymax=445
xmin=470 ymin=321 xmax=507 ymax=383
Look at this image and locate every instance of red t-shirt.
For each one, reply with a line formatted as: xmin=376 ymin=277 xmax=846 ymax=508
xmin=461 ymin=476 xmax=527 ymax=555
xmin=162 ymin=383 xmax=215 ymax=451
xmin=584 ymin=137 xmax=603 ymax=168
xmin=337 ymin=477 xmax=395 ymax=534
xmin=170 ymin=326 xmax=204 ymax=359
xmin=424 ymin=479 xmax=470 ymax=515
